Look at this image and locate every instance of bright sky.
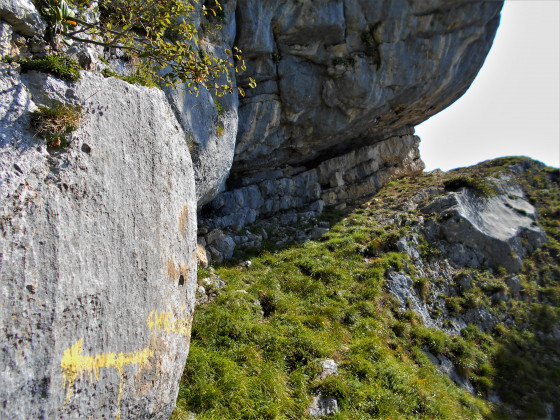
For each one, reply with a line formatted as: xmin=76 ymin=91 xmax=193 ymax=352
xmin=416 ymin=1 xmax=560 ymax=172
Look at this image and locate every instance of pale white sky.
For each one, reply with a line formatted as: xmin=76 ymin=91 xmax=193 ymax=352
xmin=416 ymin=0 xmax=560 ymax=171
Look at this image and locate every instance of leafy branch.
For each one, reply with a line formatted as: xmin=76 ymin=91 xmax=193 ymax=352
xmin=35 ymin=0 xmax=256 ymax=96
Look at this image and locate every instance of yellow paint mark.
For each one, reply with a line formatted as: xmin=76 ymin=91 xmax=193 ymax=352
xmin=61 ymin=308 xmax=193 ymax=416
xmin=146 ymin=310 xmax=192 ymax=337
xmin=60 ymin=339 xmax=153 ymax=405
xmin=178 ymin=204 xmax=189 ymax=239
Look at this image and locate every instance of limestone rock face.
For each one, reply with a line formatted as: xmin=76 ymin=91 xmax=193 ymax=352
xmin=198 ymin=0 xmax=502 ymax=236
xmin=164 ymin=84 xmax=238 ymax=207
xmin=0 ymin=70 xmax=197 ymax=418
xmin=163 ymin=1 xmax=241 ymax=208
xmin=233 ymin=0 xmax=503 ymax=173
xmin=202 ymin=132 xmax=423 ymax=231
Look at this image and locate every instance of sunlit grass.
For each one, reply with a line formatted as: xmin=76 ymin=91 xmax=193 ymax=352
xmin=173 ymin=157 xmax=559 ymax=419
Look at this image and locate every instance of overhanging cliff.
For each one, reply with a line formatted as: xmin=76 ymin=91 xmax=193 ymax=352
xmin=0 ymin=0 xmax=503 ymax=417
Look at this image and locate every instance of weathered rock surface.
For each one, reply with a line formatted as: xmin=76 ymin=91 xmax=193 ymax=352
xmin=233 ymin=0 xmax=502 ymax=173
xmin=0 ymin=0 xmax=44 ymax=37
xmin=318 ymin=359 xmax=338 ymax=380
xmin=386 ymin=270 xmax=499 ymax=335
xmin=421 ymin=181 xmax=546 ymax=272
xmin=423 ymin=349 xmax=475 ymax=394
xmin=0 ymin=70 xmax=197 ymax=418
xmin=165 ymin=84 xmax=238 ymax=207
xmin=308 ymin=393 xmax=339 ymax=418
xmin=201 ymin=132 xmax=423 ymax=234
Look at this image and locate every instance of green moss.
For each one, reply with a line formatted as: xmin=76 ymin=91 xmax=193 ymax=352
xmin=101 ymin=67 xmax=160 ymax=89
xmin=214 ymin=98 xmax=226 ymax=116
xmin=20 ymin=55 xmax=81 ymax=82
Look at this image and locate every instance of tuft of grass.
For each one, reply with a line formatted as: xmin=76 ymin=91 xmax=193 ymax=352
xmin=30 ymin=103 xmax=82 ymax=148
xmin=443 ymin=176 xmax=496 ymax=197
xmin=20 ymin=55 xmax=81 ymax=82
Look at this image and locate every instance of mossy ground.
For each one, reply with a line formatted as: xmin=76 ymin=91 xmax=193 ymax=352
xmin=173 ymin=157 xmax=559 ymax=419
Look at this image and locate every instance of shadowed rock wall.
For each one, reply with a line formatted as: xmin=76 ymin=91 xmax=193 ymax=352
xmin=233 ymin=0 xmax=502 ymax=172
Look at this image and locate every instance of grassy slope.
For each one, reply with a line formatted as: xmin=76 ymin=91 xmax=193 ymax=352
xmin=172 ymin=157 xmax=559 ymax=419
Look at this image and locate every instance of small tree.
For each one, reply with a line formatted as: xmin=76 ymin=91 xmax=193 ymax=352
xmin=35 ymin=0 xmax=255 ymax=96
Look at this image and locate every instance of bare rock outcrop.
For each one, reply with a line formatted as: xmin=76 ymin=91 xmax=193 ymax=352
xmin=163 ymin=1 xmax=241 ymax=207
xmin=0 ymin=0 xmax=44 ymax=37
xmin=0 ymin=70 xmax=198 ymax=418
xmin=421 ymin=180 xmax=546 ymax=272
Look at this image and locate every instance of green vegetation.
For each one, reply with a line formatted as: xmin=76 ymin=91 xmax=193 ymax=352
xmin=214 ymin=98 xmax=226 ymax=116
xmin=443 ymin=176 xmax=496 ymax=197
xmin=173 ymin=236 xmax=490 ymax=419
xmin=34 ymin=0 xmax=255 ymax=95
xmin=215 ymin=124 xmax=225 ymax=137
xmin=30 ymin=103 xmax=82 ymax=148
xmin=101 ymin=67 xmax=159 ymax=89
xmin=203 ymin=0 xmax=226 ymax=22
xmin=173 ymin=157 xmax=559 ymax=419
xmin=19 ymin=54 xmax=81 ymax=82
xmin=332 ymin=57 xmax=355 ymax=67
xmin=361 ymin=24 xmax=381 ymax=67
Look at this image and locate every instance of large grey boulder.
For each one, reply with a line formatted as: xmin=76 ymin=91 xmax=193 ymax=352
xmin=233 ymin=0 xmax=503 ymax=174
xmin=1 ymin=70 xmax=197 ymax=418
xmin=421 ymin=182 xmax=546 ymax=272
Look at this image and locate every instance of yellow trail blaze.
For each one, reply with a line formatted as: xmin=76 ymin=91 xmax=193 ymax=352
xmin=60 ymin=338 xmax=153 ymax=405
